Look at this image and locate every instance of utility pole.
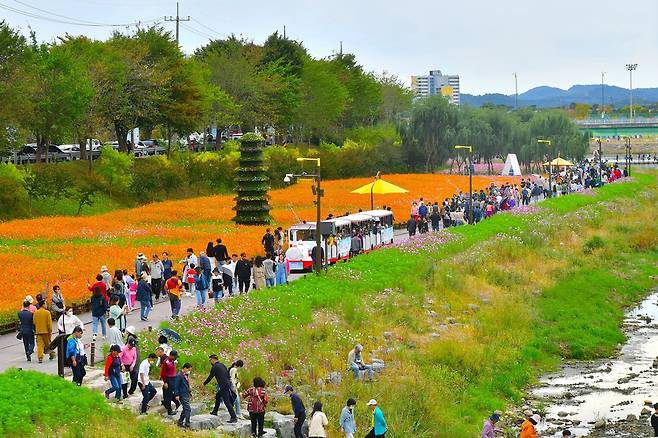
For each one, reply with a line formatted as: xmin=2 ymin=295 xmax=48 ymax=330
xmin=283 ymin=25 xmax=286 ymax=38
xmin=601 ymin=72 xmax=605 ymax=118
xmin=339 ymin=41 xmax=343 ymax=56
xmin=165 ymin=2 xmax=190 ymax=45
xmin=514 ymin=72 xmax=518 ymax=110
xmin=626 ymin=63 xmax=637 ymax=118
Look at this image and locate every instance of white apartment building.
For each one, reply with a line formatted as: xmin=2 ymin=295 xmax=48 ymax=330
xmin=411 ymin=70 xmax=460 ymax=105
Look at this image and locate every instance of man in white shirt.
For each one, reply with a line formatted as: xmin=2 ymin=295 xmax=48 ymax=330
xmin=139 ymin=353 xmax=157 ymax=414
xmin=107 ymin=318 xmax=124 ymax=348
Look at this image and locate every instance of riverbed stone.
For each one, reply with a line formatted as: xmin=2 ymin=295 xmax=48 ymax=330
xmin=641 ymin=407 xmax=652 ymax=416
xmin=627 ymin=414 xmax=637 ymax=421
xmin=644 ymin=399 xmax=653 ymax=405
xmin=557 ymin=411 xmax=569 ymax=417
xmin=594 ymin=419 xmax=606 ymax=429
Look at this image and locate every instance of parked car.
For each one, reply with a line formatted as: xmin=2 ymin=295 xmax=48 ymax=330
xmin=137 ymin=139 xmax=165 ymax=156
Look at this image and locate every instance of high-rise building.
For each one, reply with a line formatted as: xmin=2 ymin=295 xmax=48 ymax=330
xmin=411 ymin=70 xmax=460 ymax=105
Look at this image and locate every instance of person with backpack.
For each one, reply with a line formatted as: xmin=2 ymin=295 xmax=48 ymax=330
xmin=66 ymin=326 xmax=86 ymax=385
xmin=192 ymin=265 xmax=207 ymax=308
xmin=308 ymin=401 xmax=329 ymax=438
xmin=164 ymin=270 xmax=182 ymax=320
xmin=244 ymin=377 xmax=269 ymax=438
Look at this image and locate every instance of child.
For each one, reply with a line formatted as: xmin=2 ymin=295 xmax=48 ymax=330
xmin=211 ymin=267 xmax=223 ymax=303
xmin=186 ymin=263 xmax=197 ymax=299
xmin=104 ymin=344 xmax=122 ymax=401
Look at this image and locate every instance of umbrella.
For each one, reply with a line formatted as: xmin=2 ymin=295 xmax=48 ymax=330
xmin=351 ymin=175 xmax=409 ymax=210
xmin=543 ymin=157 xmax=574 ymax=167
xmin=159 ymin=328 xmax=181 ymax=343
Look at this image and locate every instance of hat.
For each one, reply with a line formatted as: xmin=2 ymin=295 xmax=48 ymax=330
xmin=101 ymin=265 xmax=108 ymax=272
xmin=25 ymin=295 xmax=34 ymax=304
xmin=125 ymin=326 xmax=136 ymax=335
xmin=531 ymin=414 xmax=541 ymax=424
xmin=366 ymin=399 xmax=378 ymax=406
xmin=284 ymin=385 xmax=293 ymax=394
xmin=490 ymin=413 xmax=500 ymax=422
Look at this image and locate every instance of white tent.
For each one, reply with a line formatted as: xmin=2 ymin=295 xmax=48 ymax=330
xmin=501 ymin=153 xmax=522 ymax=176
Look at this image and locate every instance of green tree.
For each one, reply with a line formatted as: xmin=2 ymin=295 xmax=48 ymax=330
xmin=378 ymin=72 xmax=413 ymax=124
xmin=96 ymin=146 xmax=133 ymax=196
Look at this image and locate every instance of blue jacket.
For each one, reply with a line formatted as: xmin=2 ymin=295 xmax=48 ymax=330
xmin=173 ymin=372 xmax=191 ymax=398
xmin=339 ymin=406 xmax=356 ymax=433
xmin=373 ymin=407 xmax=387 ymax=435
xmin=290 ymin=393 xmax=305 ymax=418
xmin=136 ymin=279 xmax=152 ymax=302
xmin=17 ymin=309 xmax=34 ymax=335
xmin=418 ymin=204 xmax=428 ymax=217
xmin=199 ymin=255 xmax=212 ymax=273
xmin=66 ymin=336 xmax=80 ymax=359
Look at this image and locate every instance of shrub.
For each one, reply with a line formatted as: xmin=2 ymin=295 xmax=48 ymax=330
xmin=96 ymin=146 xmax=133 ymax=196
xmin=0 ymin=163 xmax=28 ymax=219
xmin=583 ymin=235 xmax=605 ymax=254
xmin=133 ymin=155 xmax=184 ymax=202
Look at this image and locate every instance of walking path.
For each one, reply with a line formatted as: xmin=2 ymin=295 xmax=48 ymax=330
xmin=0 ymin=230 xmax=409 ymax=374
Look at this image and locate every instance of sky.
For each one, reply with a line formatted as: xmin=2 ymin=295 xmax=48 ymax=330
xmin=1 ymin=0 xmax=657 ymax=95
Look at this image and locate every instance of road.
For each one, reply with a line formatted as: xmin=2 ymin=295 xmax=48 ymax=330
xmin=0 ymin=230 xmax=409 ymax=375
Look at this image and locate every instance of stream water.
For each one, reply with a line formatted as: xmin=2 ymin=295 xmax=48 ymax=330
xmin=531 ymin=291 xmax=658 ymax=437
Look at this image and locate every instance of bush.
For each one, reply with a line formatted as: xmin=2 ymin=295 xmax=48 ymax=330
xmin=133 ymin=155 xmax=184 ymax=202
xmin=0 ymin=163 xmax=28 ymax=219
xmin=96 ymin=147 xmax=133 ymax=196
xmin=583 ymin=235 xmax=605 ymax=254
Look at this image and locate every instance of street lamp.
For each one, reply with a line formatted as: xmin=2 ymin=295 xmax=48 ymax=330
xmin=454 ymin=145 xmax=473 ymax=225
xmin=286 ymin=157 xmax=323 ymax=273
xmin=537 ymin=139 xmax=553 ymax=196
xmin=626 ymin=63 xmax=638 ymax=119
xmin=624 ymin=137 xmax=632 ymax=177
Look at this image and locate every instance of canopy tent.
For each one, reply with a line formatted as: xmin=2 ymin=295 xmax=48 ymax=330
xmin=543 ymin=157 xmax=574 ymax=167
xmin=351 ymin=176 xmax=409 ymax=210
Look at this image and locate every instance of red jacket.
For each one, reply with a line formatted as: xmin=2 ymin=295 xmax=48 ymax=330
xmin=89 ymin=281 xmax=108 ymax=301
xmin=160 ymin=357 xmax=177 ymax=380
xmin=104 ymin=353 xmax=121 ymax=378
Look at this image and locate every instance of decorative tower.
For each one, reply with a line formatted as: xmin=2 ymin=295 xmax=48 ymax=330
xmin=233 ymin=133 xmax=271 ymax=224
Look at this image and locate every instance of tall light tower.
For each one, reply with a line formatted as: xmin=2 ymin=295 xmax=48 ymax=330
xmin=625 ymin=63 xmax=638 ymax=119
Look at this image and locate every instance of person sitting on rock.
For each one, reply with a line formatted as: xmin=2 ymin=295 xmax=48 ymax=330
xmin=347 ymin=344 xmax=374 ymax=380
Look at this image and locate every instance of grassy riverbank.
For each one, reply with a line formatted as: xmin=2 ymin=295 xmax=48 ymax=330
xmin=133 ymin=172 xmax=657 ymax=437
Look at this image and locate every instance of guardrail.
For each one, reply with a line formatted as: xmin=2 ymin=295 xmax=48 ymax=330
xmin=576 ymin=118 xmax=658 ymax=127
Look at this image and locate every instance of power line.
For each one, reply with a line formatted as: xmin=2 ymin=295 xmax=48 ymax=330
xmin=179 ymin=22 xmax=214 ymax=42
xmin=12 ymin=0 xmax=113 ymax=25
xmin=0 ymin=1 xmax=159 ymax=27
xmin=190 ymin=17 xmax=225 ymax=39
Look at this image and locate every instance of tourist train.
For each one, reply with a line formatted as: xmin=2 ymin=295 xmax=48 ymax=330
xmin=285 ymin=209 xmax=395 ymax=272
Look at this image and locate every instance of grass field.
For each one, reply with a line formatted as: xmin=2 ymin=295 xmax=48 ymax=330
xmin=130 ymin=172 xmax=657 ymax=437
xmin=0 ymin=173 xmax=514 ymax=321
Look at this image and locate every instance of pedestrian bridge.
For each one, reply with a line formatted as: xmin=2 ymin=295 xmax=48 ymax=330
xmin=576 ymin=118 xmax=658 ymax=137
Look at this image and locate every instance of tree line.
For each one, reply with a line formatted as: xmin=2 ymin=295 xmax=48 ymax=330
xmin=400 ymin=97 xmax=590 ymax=173
xmin=0 ymin=21 xmax=413 ymax=160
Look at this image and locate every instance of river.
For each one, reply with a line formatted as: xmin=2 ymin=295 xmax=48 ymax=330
xmin=528 ymin=290 xmax=658 ymax=437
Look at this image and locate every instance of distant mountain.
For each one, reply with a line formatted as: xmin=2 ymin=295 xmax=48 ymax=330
xmin=462 ymin=84 xmax=658 ymax=108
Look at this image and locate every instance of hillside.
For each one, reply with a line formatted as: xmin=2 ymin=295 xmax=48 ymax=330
xmin=462 ymin=84 xmax=658 ymax=108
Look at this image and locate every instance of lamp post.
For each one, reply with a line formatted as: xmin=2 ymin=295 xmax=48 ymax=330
xmin=454 ymin=145 xmax=473 ymax=224
xmin=538 ymin=139 xmax=553 ymax=196
xmin=286 ymin=157 xmax=323 ymax=273
xmin=624 ymin=137 xmax=632 ymax=177
xmin=595 ymin=137 xmax=603 ymax=185
xmin=626 ymin=63 xmax=638 ymax=119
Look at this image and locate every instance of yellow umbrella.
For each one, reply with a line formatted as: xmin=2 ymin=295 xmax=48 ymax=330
xmin=543 ymin=157 xmax=574 ymax=167
xmin=351 ymin=176 xmax=409 ymax=210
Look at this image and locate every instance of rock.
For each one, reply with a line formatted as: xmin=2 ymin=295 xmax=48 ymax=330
xmin=189 ymin=414 xmax=225 ymax=431
xmin=216 ymin=419 xmax=252 ymax=437
xmin=446 ymin=317 xmax=457 ymax=324
xmin=557 ymin=411 xmax=569 ymax=417
xmin=563 ymin=391 xmax=574 ymax=399
xmin=467 ymin=303 xmax=480 ymax=312
xmin=641 ymin=407 xmax=652 ymax=416
xmin=383 ymin=331 xmax=393 ymax=340
xmin=326 ymin=372 xmax=342 ymax=386
xmin=428 ymin=310 xmax=439 ymax=318
xmin=430 ymin=332 xmax=441 ymax=338
xmin=627 ymin=414 xmax=637 ymax=421
xmin=644 ymin=399 xmax=653 ymax=406
xmin=267 ymin=412 xmax=306 ymax=438
xmin=594 ymin=419 xmax=606 ymax=429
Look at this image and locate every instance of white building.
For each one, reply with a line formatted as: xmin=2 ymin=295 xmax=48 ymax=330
xmin=411 ymin=70 xmax=460 ymax=105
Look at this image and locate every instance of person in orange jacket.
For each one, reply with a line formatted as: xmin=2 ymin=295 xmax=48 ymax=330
xmin=520 ymin=413 xmax=540 ymax=438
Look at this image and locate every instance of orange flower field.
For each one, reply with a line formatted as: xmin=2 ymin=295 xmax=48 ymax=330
xmin=0 ymin=173 xmax=517 ymax=317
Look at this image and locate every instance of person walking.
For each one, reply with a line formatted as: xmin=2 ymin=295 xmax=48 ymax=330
xmin=262 ymin=228 xmax=275 ymax=255
xmin=221 ymin=258 xmax=235 ymax=297
xmin=275 ymin=254 xmax=288 ymax=285
xmin=120 ymin=338 xmax=139 ymax=398
xmin=214 ymin=239 xmax=229 ymax=266
xmin=211 ymin=267 xmax=224 ymax=304
xmin=108 ymin=296 xmax=127 ymax=333
xmin=229 ymin=360 xmax=244 ymax=417
xmin=203 ymin=354 xmax=238 ymax=422
xmin=162 ymin=252 xmax=173 ymax=281
xmin=481 ymin=412 xmax=501 ymax=438
xmin=263 ymin=255 xmax=275 ymax=287
xmin=17 ymin=300 xmax=35 ymax=362
xmin=136 ymin=272 xmax=152 ymax=321
xmin=160 ymin=350 xmax=181 ymax=415
xmin=339 ymin=398 xmax=357 ymax=438
xmin=33 ymin=302 xmax=55 ymax=363
xmin=107 ymin=318 xmax=124 ymax=348
xmin=199 ymin=251 xmax=212 ymax=288
xmin=244 ymin=377 xmax=269 ymax=438
xmin=308 ymin=401 xmax=329 ymax=438
xmin=164 ymin=270 xmax=182 ymax=320
xmin=366 ymin=400 xmax=387 ymax=438
xmin=236 ymin=253 xmax=252 ymax=294
xmin=138 ymin=353 xmax=158 ymax=414
xmin=90 ymin=286 xmax=108 ymax=341
xmin=149 ymin=254 xmax=165 ymax=302
xmin=284 ymin=386 xmax=306 ymax=438
xmin=50 ymin=285 xmax=65 ymax=320
xmin=104 ymin=344 xmax=123 ymax=401
xmin=193 ymin=265 xmax=207 ymax=308
xmin=173 ymin=363 xmax=193 ymax=428
xmin=253 ymin=256 xmax=266 ymax=290
xmin=66 ymin=326 xmax=86 ymax=385
xmin=57 ymin=307 xmax=83 ymax=335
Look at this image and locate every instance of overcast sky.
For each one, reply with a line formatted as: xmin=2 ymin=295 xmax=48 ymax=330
xmin=2 ymin=0 xmax=656 ymax=95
